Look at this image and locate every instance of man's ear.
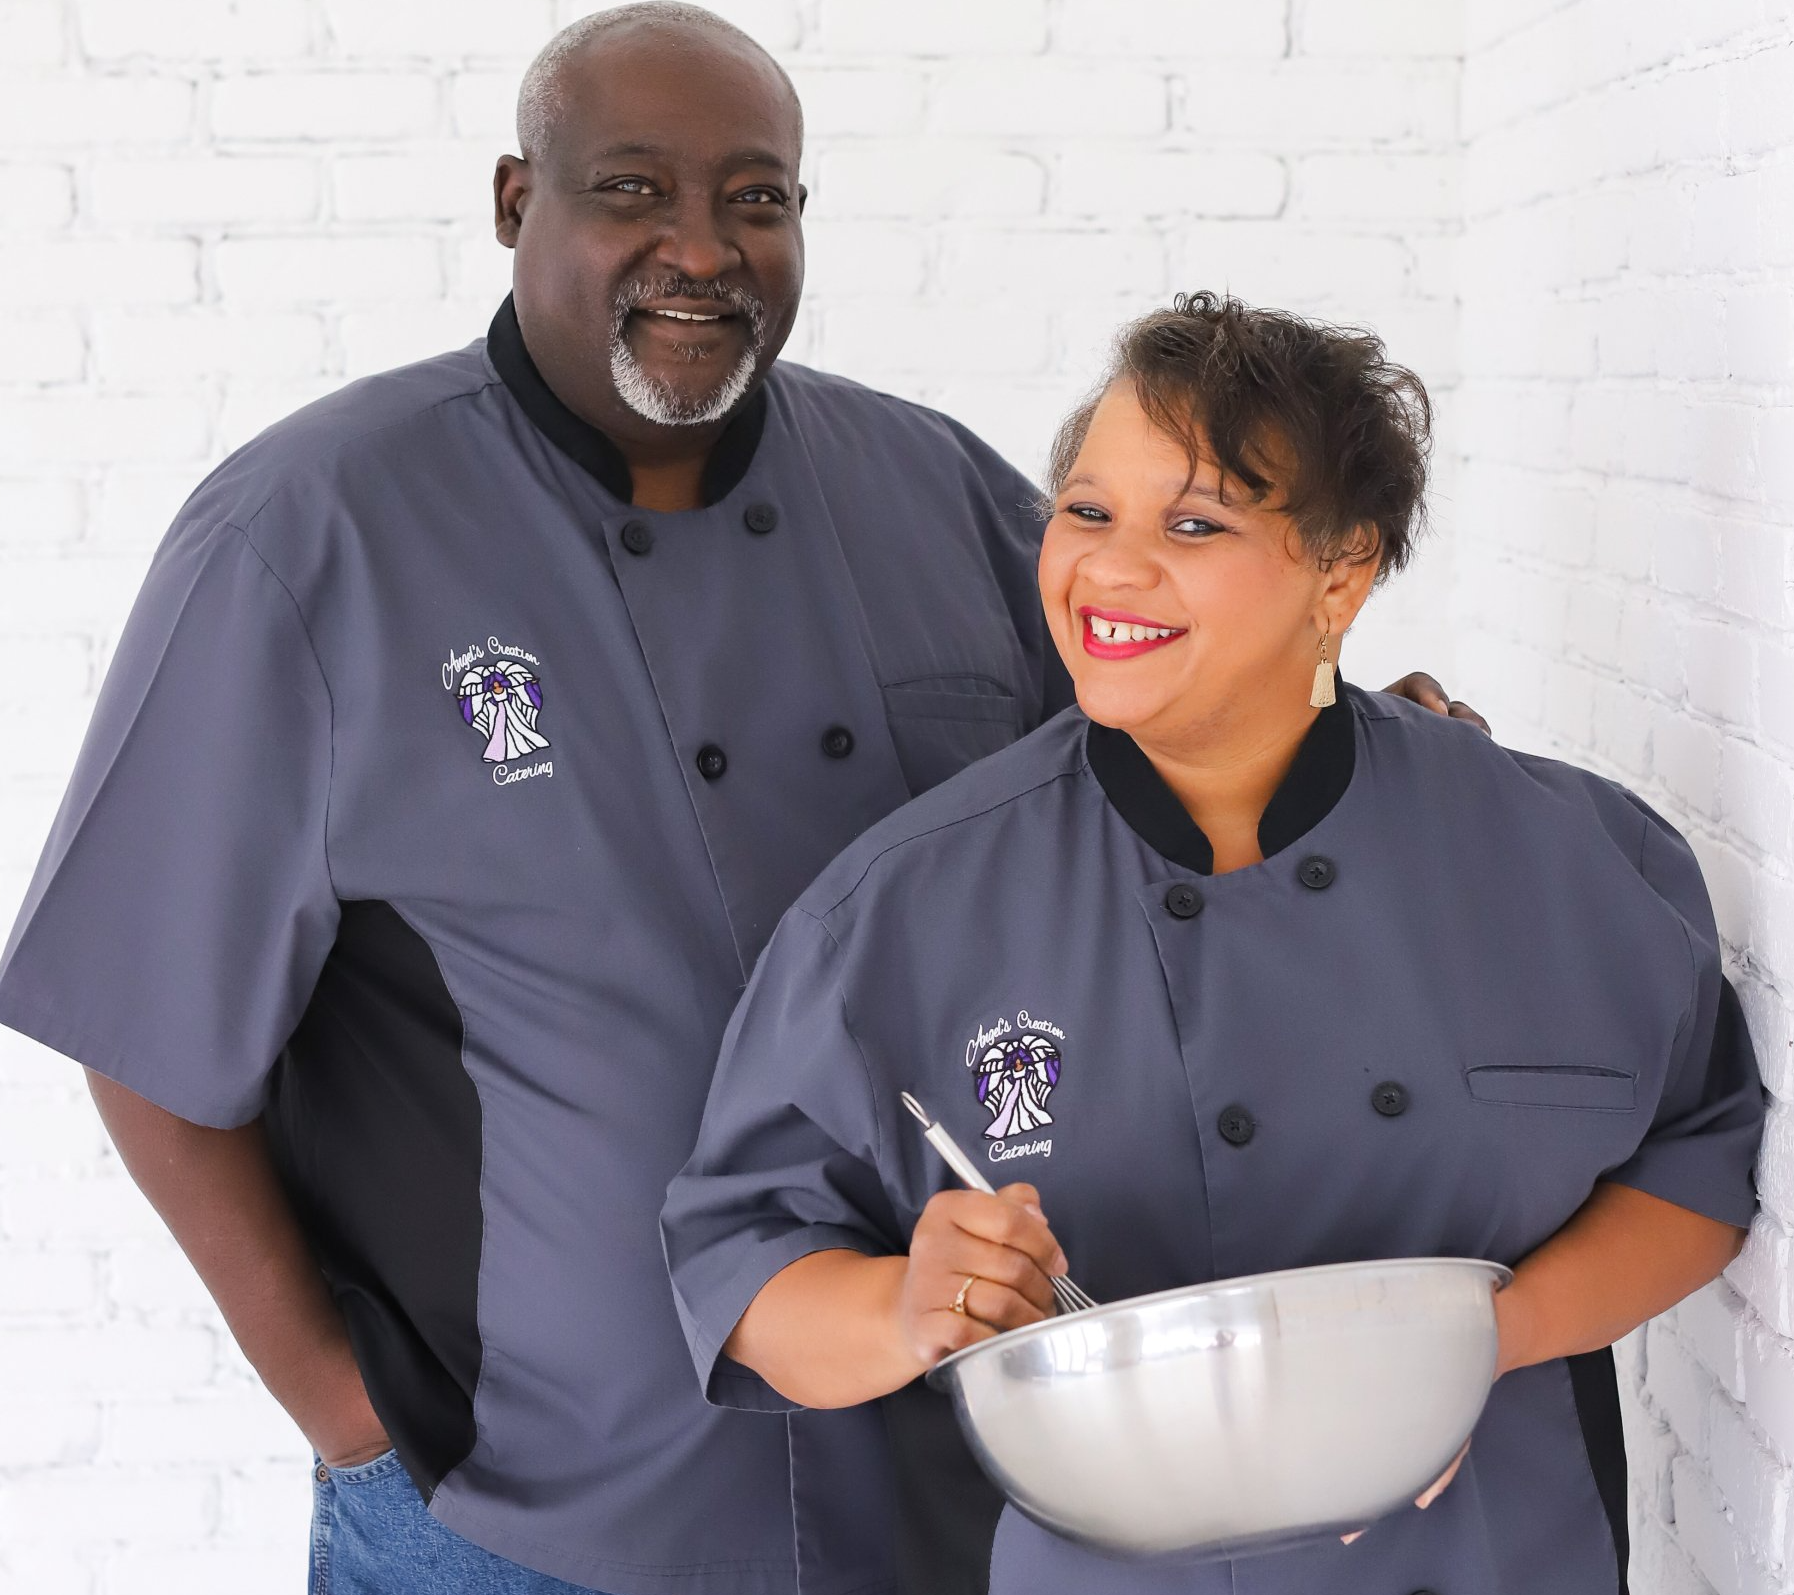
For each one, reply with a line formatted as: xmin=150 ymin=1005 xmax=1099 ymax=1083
xmin=494 ymin=155 xmax=532 ymax=249
xmin=796 ymin=183 xmax=808 ymax=216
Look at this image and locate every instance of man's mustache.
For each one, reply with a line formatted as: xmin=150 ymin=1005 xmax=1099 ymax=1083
xmin=611 ymin=277 xmax=767 ymax=340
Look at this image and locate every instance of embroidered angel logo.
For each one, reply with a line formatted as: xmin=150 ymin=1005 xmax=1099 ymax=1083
xmin=975 ymin=1034 xmax=1061 ymax=1141
xmin=458 ymin=661 xmax=549 ymax=764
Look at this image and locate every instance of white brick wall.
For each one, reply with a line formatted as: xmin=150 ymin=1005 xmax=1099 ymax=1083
xmin=0 ymin=0 xmax=1783 ymax=1590
xmin=1457 ymin=2 xmax=1794 ymax=1591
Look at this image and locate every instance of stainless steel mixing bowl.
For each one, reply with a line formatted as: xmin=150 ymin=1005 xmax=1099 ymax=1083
xmin=927 ymin=1256 xmax=1510 ymax=1559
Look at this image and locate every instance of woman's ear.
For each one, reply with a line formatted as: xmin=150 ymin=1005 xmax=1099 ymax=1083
xmin=1319 ymin=526 xmax=1382 ymax=637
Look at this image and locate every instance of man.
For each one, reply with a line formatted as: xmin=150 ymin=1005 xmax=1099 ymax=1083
xmin=0 ymin=7 xmax=1481 ymax=1594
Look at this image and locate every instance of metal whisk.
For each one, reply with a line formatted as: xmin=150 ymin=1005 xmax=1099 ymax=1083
xmin=900 ymin=1091 xmax=1100 ymax=1317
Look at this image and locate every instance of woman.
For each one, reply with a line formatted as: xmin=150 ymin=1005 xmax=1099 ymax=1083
xmin=660 ymin=294 xmax=1762 ymax=1595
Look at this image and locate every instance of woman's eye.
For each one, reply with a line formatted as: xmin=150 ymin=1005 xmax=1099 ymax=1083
xmin=1060 ymin=503 xmax=1109 ymax=524
xmin=1170 ymin=517 xmax=1225 ymax=538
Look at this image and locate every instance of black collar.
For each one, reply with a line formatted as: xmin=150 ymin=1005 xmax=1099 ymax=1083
xmin=486 ymin=294 xmax=768 ymax=507
xmin=1086 ymin=686 xmax=1357 ymax=875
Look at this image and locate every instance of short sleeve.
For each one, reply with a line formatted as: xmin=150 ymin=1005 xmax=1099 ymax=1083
xmin=1604 ymin=796 xmax=1763 ymax=1227
xmin=0 ymin=519 xmax=339 ymax=1128
xmin=662 ymin=908 xmax=898 ymax=1413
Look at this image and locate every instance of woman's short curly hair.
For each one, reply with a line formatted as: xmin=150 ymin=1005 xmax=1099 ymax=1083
xmin=1046 ymin=292 xmax=1433 ymax=583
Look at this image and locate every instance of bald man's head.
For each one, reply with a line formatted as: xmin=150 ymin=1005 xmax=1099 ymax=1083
xmin=492 ymin=3 xmax=807 ymax=447
xmin=516 ymin=3 xmax=803 ymax=169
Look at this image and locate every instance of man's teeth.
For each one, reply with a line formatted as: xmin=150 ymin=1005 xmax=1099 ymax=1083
xmin=645 ymin=308 xmax=724 ymax=322
xmin=1088 ymin=616 xmax=1178 ymax=643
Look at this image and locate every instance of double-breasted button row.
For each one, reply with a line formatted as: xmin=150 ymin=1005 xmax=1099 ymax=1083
xmin=620 ymin=504 xmax=778 ymax=555
xmin=1218 ymin=1084 xmax=1409 ymax=1147
xmin=696 ymin=729 xmax=857 ymax=782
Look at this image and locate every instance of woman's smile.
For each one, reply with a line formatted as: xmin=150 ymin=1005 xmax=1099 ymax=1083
xmin=1079 ymin=605 xmax=1187 ymax=660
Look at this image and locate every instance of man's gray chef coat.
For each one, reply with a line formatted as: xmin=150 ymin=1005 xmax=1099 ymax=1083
xmin=663 ymin=684 xmax=1763 ymax=1595
xmin=0 ymin=297 xmax=1067 ymax=1595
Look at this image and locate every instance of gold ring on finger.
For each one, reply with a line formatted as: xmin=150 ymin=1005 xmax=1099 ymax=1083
xmin=951 ymin=1275 xmax=977 ymax=1315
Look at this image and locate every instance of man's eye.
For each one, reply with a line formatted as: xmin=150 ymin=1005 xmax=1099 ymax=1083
xmin=733 ymin=187 xmax=786 ymax=205
xmin=599 ymin=178 xmax=658 ymax=196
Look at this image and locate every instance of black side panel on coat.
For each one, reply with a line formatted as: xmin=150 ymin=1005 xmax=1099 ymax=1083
xmin=883 ymin=1380 xmax=1004 ymax=1595
xmin=1568 ymin=1346 xmax=1631 ymax=1593
xmin=263 ymin=898 xmax=485 ymax=1497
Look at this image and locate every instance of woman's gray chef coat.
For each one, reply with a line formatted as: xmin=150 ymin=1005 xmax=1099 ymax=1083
xmin=0 ymin=298 xmax=1066 ymax=1595
xmin=663 ymin=685 xmax=1763 ymax=1595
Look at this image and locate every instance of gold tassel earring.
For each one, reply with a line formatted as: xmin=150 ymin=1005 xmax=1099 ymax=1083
xmin=1310 ymin=627 xmax=1337 ymax=709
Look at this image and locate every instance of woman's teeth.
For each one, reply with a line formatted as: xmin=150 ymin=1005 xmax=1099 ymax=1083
xmin=1088 ymin=616 xmax=1178 ymax=643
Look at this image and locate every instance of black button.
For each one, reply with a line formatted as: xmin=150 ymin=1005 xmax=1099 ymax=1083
xmin=1372 ymin=1081 xmax=1409 ymax=1117
xmin=1218 ymin=1105 xmax=1256 ymax=1146
xmin=1298 ymin=855 xmax=1336 ymax=890
xmin=1164 ymin=883 xmax=1204 ymax=919
xmin=696 ymin=744 xmax=727 ymax=780
xmin=621 ymin=519 xmax=654 ymax=556
xmin=821 ymin=725 xmax=855 ymax=759
xmin=744 ymin=502 xmax=778 ymax=534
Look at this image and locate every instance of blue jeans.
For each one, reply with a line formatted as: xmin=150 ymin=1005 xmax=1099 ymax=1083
xmin=309 ymin=1450 xmax=615 ymax=1594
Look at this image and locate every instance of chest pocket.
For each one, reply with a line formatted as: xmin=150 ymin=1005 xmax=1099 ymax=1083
xmin=1465 ymin=1064 xmax=1637 ymax=1112
xmin=882 ymin=676 xmax=1025 ymax=796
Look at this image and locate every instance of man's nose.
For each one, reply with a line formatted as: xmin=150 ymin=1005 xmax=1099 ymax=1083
xmin=653 ymin=198 xmax=741 ymax=283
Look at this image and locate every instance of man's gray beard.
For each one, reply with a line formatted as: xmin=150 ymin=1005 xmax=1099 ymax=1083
xmin=609 ymin=337 xmax=761 ymax=427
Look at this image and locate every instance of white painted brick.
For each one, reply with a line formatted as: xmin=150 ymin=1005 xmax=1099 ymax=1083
xmin=0 ymin=1323 xmax=215 ymax=1402
xmin=1720 ymin=740 xmax=1794 ymax=861
xmin=104 ymin=1238 xmax=223 ymax=1319
xmin=1052 ymin=149 xmax=1286 ymax=220
xmin=1743 ymin=1316 xmax=1794 ymax=1462
xmin=0 ymin=391 xmax=209 ymax=468
xmin=448 ymin=68 xmax=518 ymax=142
xmin=1296 ymin=0 xmax=1465 ymax=57
xmin=0 ymin=477 xmax=84 ymax=545
xmin=814 ymin=145 xmax=1046 ymax=219
xmin=1707 ymin=1395 xmax=1789 ymax=1558
xmin=0 ymin=311 xmax=86 ymax=385
xmin=99 ymin=1393 xmax=297 ymax=1467
xmin=330 ymin=145 xmax=493 ymax=222
xmin=0 ymin=0 xmax=69 ymax=67
xmin=939 ymin=229 xmax=1165 ymax=303
xmin=0 ymin=1466 xmax=215 ymax=1546
xmin=87 ymin=155 xmax=322 ymax=227
xmin=929 ymin=61 xmax=1168 ymax=138
xmin=819 ymin=0 xmax=1046 ymax=54
xmin=213 ymin=235 xmax=441 ymax=306
xmin=1684 ymin=1283 xmax=1750 ymax=1402
xmin=1057 ymin=0 xmax=1287 ymax=58
xmin=785 ymin=67 xmax=924 ymax=138
xmin=88 ymin=466 xmax=205 ymax=549
xmin=90 ymin=308 xmax=324 ymax=386
xmin=0 ymin=162 xmax=73 ymax=227
xmin=2 ymin=1249 xmax=100 ymax=1318
xmin=77 ymin=0 xmax=308 ymax=59
xmin=95 ymin=1543 xmax=298 ymax=1595
xmin=682 ymin=0 xmax=801 ymax=51
xmin=821 ymin=299 xmax=1051 ymax=378
xmin=0 ymin=74 xmax=194 ymax=147
xmin=0 ymin=239 xmax=198 ymax=308
xmin=210 ymin=71 xmax=440 ymax=142
xmin=1684 ymin=621 xmax=1756 ymax=726
xmin=801 ymin=221 xmax=928 ymax=299
xmin=1654 ymin=709 xmax=1724 ymax=820
xmin=1 ymin=1399 xmax=102 ymax=1470
xmin=1652 ymin=1320 xmax=1721 ymax=1451
xmin=1176 ymin=59 xmax=1459 ymax=146
xmin=337 ymin=302 xmax=489 ymax=380
xmin=321 ymin=0 xmax=552 ymax=59
xmin=1295 ymin=152 xmax=1461 ymax=220
xmin=1725 ymin=286 xmax=1794 ymax=389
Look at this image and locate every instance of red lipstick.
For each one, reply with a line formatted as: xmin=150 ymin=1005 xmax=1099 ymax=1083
xmin=1079 ymin=606 xmax=1187 ymax=661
